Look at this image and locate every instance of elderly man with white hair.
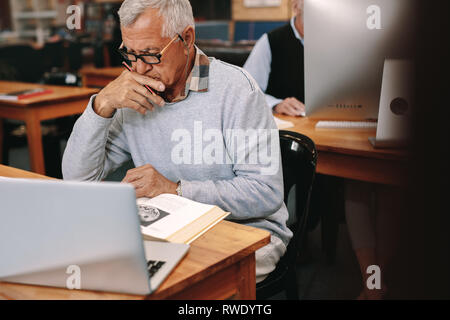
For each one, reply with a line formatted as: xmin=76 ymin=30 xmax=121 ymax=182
xmin=62 ymin=0 xmax=292 ymax=284
xmin=244 ymin=0 xmax=305 ymax=117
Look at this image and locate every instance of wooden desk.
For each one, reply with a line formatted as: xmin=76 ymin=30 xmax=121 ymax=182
xmin=0 ymin=81 xmax=98 ymax=175
xmin=80 ymin=67 xmax=122 ymax=88
xmin=0 ymin=165 xmax=270 ymax=300
xmin=277 ymin=116 xmax=409 ymax=186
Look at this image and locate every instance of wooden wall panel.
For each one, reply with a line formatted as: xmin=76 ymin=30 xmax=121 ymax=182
xmin=232 ymin=0 xmax=292 ymax=21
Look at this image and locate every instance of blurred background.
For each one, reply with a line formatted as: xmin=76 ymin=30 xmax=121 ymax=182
xmin=1 ymin=0 xmax=449 ymax=300
xmin=0 ymin=0 xmax=294 ymax=76
xmin=0 ymin=0 xmax=294 ymax=178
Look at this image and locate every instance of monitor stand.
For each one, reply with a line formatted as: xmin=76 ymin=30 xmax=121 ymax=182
xmin=370 ymin=59 xmax=414 ymax=149
xmin=368 ymin=137 xmax=409 ymax=149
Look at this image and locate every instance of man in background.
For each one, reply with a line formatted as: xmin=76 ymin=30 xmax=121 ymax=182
xmin=244 ymin=0 xmax=305 ymax=117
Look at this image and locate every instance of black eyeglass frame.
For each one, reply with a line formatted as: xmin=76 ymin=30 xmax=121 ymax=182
xmin=118 ymin=34 xmax=183 ymax=65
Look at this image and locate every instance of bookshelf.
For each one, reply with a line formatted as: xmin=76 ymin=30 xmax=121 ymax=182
xmin=9 ymin=0 xmax=60 ymax=44
xmin=232 ymin=0 xmax=292 ymax=21
xmin=191 ymin=0 xmax=291 ymax=41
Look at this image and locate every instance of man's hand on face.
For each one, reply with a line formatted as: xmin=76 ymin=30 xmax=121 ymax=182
xmin=93 ymin=70 xmax=167 ymax=118
xmin=122 ymin=164 xmax=178 ymax=198
xmin=273 ymin=97 xmax=305 ymax=117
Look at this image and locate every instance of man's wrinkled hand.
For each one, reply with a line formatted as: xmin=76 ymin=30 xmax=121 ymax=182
xmin=93 ymin=70 xmax=167 ymax=118
xmin=122 ymin=164 xmax=177 ymax=198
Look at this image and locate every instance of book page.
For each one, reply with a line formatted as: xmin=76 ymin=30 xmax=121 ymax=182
xmin=137 ymin=194 xmax=215 ymax=240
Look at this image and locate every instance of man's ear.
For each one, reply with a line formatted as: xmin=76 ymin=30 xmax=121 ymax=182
xmin=181 ymin=26 xmax=195 ymax=55
xmin=292 ymin=0 xmax=302 ymax=16
xmin=292 ymin=0 xmax=304 ymax=17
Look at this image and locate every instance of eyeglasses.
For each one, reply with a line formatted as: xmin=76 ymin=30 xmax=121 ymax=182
xmin=118 ymin=34 xmax=182 ymax=65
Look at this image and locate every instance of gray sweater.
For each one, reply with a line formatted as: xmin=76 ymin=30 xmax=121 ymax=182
xmin=62 ymin=58 xmax=292 ymax=246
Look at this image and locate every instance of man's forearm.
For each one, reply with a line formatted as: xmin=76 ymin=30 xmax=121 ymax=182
xmin=180 ymin=176 xmax=283 ymax=221
xmin=62 ymin=95 xmax=128 ymax=181
xmin=265 ymin=93 xmax=283 ymax=111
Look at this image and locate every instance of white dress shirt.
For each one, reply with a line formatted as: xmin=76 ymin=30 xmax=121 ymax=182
xmin=243 ymin=17 xmax=304 ymax=110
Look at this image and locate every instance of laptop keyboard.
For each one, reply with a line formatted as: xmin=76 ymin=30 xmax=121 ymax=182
xmin=147 ymin=260 xmax=166 ymax=278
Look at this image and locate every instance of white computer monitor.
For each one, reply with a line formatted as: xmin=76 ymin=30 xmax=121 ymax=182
xmin=304 ymin=0 xmax=418 ymax=120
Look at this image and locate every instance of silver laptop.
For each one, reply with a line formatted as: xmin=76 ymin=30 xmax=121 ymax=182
xmin=0 ymin=178 xmax=189 ymax=295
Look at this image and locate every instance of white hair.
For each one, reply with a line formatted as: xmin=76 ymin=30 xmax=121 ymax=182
xmin=118 ymin=0 xmax=195 ymax=38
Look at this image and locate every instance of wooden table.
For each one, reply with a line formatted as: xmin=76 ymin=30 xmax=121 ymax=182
xmin=277 ymin=115 xmax=409 ymax=186
xmin=80 ymin=67 xmax=122 ymax=88
xmin=0 ymin=81 xmax=98 ymax=175
xmin=0 ymin=165 xmax=270 ymax=300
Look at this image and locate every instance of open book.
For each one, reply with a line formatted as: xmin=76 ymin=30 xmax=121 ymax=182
xmin=137 ymin=194 xmax=230 ymax=244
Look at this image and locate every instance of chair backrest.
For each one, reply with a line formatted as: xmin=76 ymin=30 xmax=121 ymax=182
xmin=42 ymin=41 xmax=65 ymax=70
xmin=256 ymin=130 xmax=317 ymax=299
xmin=0 ymin=45 xmax=45 ymax=82
xmin=279 ymin=130 xmax=317 ymax=266
xmin=200 ymin=47 xmax=251 ymax=67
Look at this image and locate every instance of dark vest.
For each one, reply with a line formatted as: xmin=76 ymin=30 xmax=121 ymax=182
xmin=266 ymin=23 xmax=305 ymax=103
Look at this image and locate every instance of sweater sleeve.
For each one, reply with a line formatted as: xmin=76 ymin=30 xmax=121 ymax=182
xmin=62 ymin=95 xmax=132 ymax=181
xmin=180 ymin=70 xmax=285 ymax=221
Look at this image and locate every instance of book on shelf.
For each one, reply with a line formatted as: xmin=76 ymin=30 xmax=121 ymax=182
xmin=137 ymin=194 xmax=230 ymax=244
xmin=0 ymin=88 xmax=53 ymax=101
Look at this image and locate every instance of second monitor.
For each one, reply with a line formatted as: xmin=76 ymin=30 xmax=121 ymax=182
xmin=304 ymin=0 xmax=417 ymax=120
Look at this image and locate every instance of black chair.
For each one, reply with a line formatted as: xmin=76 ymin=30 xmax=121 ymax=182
xmin=0 ymin=44 xmax=46 ymax=83
xmin=202 ymin=48 xmax=251 ymax=67
xmin=66 ymin=41 xmax=83 ymax=71
xmin=256 ymin=130 xmax=318 ymax=300
xmin=42 ymin=41 xmax=65 ymax=71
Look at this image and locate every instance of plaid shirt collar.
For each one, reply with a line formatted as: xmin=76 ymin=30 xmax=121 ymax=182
xmin=171 ymin=45 xmax=210 ymax=103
